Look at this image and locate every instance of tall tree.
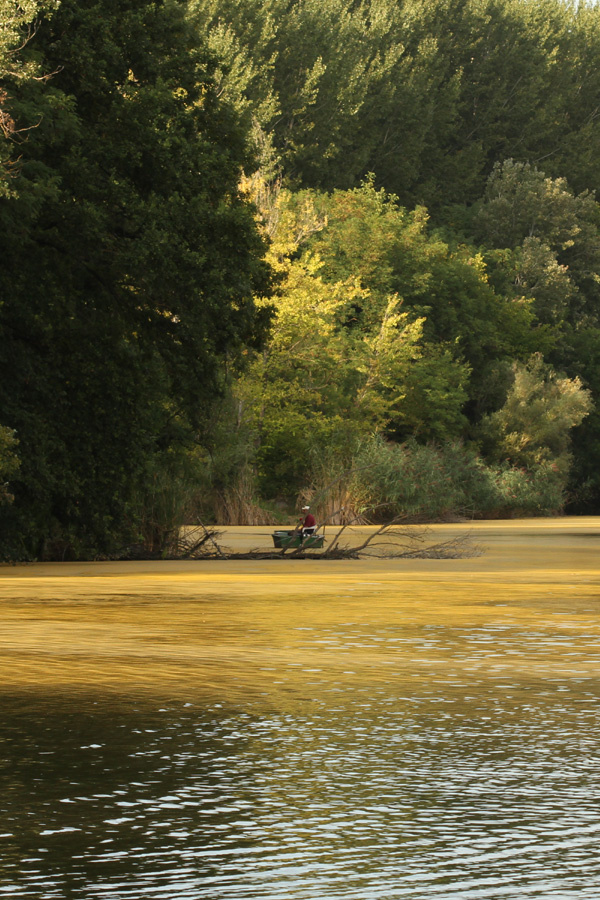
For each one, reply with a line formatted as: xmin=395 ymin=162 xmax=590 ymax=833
xmin=189 ymin=0 xmax=600 ymax=209
xmin=0 ymin=0 xmax=271 ymax=558
xmin=310 ymin=179 xmax=541 ymax=422
xmin=480 ymin=353 xmax=592 ymax=478
xmin=474 ymin=159 xmax=600 ymax=326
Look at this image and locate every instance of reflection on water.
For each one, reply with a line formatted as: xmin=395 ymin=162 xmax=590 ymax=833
xmin=1 ymin=520 xmax=600 ymax=898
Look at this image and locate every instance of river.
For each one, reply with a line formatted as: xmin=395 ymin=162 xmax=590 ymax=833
xmin=1 ymin=518 xmax=599 ymax=898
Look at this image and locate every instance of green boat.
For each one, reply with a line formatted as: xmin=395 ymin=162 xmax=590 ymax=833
xmin=271 ymin=530 xmax=325 ymax=549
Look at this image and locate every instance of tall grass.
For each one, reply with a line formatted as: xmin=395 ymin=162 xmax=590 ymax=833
xmin=303 ymin=436 xmax=566 ymax=522
xmin=213 ymin=464 xmax=276 ymax=526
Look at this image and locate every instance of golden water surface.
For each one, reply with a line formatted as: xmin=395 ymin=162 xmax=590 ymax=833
xmin=1 ymin=518 xmax=600 ymax=899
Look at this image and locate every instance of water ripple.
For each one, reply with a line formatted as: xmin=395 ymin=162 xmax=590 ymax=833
xmin=2 ymin=680 xmax=600 ymax=900
xmin=2 ymin=579 xmax=600 ymax=899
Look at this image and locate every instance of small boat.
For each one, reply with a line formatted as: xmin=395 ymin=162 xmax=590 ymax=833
xmin=271 ymin=530 xmax=325 ymax=549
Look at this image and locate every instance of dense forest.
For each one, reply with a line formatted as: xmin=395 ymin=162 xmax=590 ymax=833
xmin=1 ymin=0 xmax=600 ymax=559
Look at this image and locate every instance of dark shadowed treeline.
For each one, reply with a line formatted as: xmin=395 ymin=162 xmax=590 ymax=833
xmin=1 ymin=0 xmax=600 ymax=558
xmin=0 ymin=0 xmax=271 ymax=558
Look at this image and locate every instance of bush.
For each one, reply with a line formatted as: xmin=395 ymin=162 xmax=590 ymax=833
xmin=491 ymin=461 xmax=565 ymax=516
xmin=304 ymin=436 xmax=567 ymax=522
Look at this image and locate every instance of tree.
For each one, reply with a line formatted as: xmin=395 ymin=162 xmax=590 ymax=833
xmin=470 ymin=159 xmax=600 ymax=506
xmin=474 ymin=159 xmax=600 ymax=325
xmin=311 ymin=180 xmax=541 ymax=422
xmin=228 ymin=182 xmax=429 ymax=498
xmin=232 ymin=179 xmax=538 ymax=501
xmin=236 ymin=248 xmax=424 ymax=498
xmin=481 ymin=354 xmax=592 ymax=477
xmin=0 ymin=0 xmax=271 ymax=558
xmin=189 ymin=0 xmax=407 ymax=189
xmin=189 ymin=0 xmax=600 ymax=212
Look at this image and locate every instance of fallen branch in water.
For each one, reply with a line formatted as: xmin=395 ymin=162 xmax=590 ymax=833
xmin=354 ymin=530 xmax=483 ymax=559
xmin=158 ymin=514 xmax=482 ymax=560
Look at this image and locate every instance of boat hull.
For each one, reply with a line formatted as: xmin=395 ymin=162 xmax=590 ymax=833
xmin=271 ymin=530 xmax=325 ymax=549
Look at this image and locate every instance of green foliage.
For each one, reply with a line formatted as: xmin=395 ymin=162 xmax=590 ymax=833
xmin=234 ymin=183 xmax=443 ymax=498
xmin=476 ymin=160 xmax=597 ymax=252
xmin=550 ymin=325 xmax=600 ymax=510
xmin=474 ymin=160 xmax=600 ymax=326
xmin=4 ymin=0 xmax=600 ymax=542
xmin=492 ymin=460 xmax=565 ymax=517
xmin=189 ymin=0 xmax=600 ymax=210
xmin=394 ymin=344 xmax=470 ymax=442
xmin=231 ymin=179 xmax=576 ymax=508
xmin=130 ymin=441 xmax=216 ymax=556
xmin=481 ymin=354 xmax=592 ymax=475
xmin=237 ymin=261 xmax=420 ymax=497
xmin=0 ymin=0 xmax=271 ymax=558
xmin=464 ymin=161 xmax=600 ymax=509
xmin=311 ymin=181 xmax=539 ymax=372
xmin=344 ymin=436 xmax=566 ymax=521
xmin=308 ymin=180 xmax=547 ymax=434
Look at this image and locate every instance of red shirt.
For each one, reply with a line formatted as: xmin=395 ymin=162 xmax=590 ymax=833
xmin=302 ymin=513 xmax=316 ymax=528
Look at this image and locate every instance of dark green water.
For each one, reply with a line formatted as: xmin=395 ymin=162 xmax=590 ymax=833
xmin=2 ymin=677 xmax=599 ymax=899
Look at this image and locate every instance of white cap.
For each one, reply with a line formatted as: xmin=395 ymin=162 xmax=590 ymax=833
xmin=302 ymin=505 xmax=310 ymax=510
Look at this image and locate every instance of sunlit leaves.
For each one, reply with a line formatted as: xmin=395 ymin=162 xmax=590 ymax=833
xmin=482 ymin=353 xmax=592 ymax=475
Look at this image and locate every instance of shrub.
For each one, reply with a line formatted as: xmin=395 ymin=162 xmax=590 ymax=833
xmin=304 ymin=435 xmax=567 ymax=522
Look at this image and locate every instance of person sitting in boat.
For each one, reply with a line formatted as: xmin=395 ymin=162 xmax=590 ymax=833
xmin=299 ymin=506 xmax=316 ymax=537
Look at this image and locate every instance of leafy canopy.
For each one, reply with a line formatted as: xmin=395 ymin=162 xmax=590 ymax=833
xmin=0 ymin=0 xmax=271 ymax=557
